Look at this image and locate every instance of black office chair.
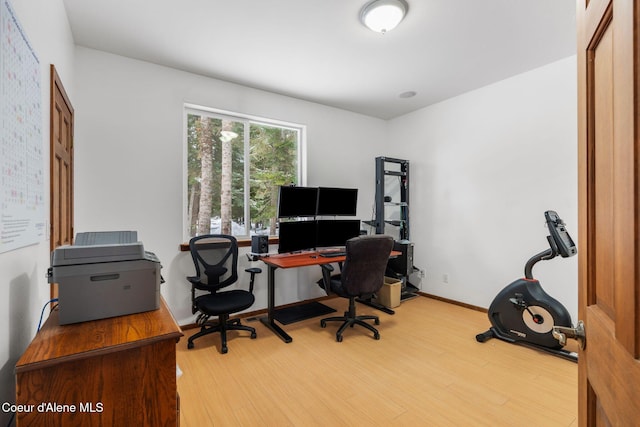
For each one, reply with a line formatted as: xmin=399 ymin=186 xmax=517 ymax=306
xmin=187 ymin=234 xmax=261 ymax=354
xmin=319 ymin=234 xmax=394 ymax=342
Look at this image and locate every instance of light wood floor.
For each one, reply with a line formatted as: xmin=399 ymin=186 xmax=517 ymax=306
xmin=176 ymin=296 xmax=577 ymax=426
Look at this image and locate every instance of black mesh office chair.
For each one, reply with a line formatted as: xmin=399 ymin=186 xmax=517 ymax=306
xmin=187 ymin=234 xmax=261 ymax=354
xmin=319 ymin=234 xmax=394 ymax=342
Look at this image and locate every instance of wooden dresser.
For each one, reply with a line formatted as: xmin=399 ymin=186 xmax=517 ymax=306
xmin=15 ymin=298 xmax=183 ymax=426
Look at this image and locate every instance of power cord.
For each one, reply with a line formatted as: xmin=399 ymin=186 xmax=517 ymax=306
xmin=37 ymin=298 xmax=59 ymax=332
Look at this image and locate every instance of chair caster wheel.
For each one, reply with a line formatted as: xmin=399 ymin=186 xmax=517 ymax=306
xmin=374 ymin=333 xmax=380 ymax=340
xmin=336 ymin=335 xmax=343 ymax=342
xmin=251 ymin=332 xmax=257 ymax=339
xmin=187 ymin=341 xmax=194 ymax=349
xmin=320 ymin=320 xmax=326 ymax=328
xmin=221 ymin=346 xmax=228 ymax=354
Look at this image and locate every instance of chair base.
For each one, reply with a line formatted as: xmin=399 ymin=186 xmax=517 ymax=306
xmin=320 ymin=297 xmax=381 ymax=342
xmin=187 ymin=315 xmax=256 ymax=354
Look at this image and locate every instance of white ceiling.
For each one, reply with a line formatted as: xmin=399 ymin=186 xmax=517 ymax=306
xmin=62 ymin=0 xmax=576 ymax=120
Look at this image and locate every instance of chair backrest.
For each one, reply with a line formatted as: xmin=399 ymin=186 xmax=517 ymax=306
xmin=340 ymin=235 xmax=394 ymax=297
xmin=189 ymin=234 xmax=239 ymax=292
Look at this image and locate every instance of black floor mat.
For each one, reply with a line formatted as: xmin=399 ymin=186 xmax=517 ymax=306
xmin=273 ymin=301 xmax=336 ymax=325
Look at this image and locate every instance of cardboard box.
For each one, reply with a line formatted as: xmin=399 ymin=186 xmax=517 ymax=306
xmin=376 ymin=277 xmax=401 ymax=308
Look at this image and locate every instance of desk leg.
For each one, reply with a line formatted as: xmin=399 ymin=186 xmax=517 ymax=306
xmin=259 ymin=265 xmax=293 ymax=343
xmin=356 ymin=297 xmax=396 ymax=315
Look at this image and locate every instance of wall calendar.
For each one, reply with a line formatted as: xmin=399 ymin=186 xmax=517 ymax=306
xmin=1 ymin=0 xmax=45 ymax=253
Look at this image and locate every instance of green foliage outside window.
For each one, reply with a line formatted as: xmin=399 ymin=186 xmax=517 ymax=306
xmin=186 ymin=111 xmax=299 ymax=237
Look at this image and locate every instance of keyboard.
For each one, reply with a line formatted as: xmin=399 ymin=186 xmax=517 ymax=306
xmin=319 ymin=251 xmax=346 ymax=258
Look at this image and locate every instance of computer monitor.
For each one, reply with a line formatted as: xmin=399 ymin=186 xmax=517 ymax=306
xmin=277 ymin=220 xmax=317 ymax=253
xmin=277 ymin=186 xmax=319 ymax=218
xmin=315 ymin=220 xmax=361 ymax=249
xmin=317 ymin=187 xmax=358 ymax=216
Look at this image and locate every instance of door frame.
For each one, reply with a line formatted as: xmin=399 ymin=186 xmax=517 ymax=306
xmin=49 ymin=64 xmax=74 ymax=300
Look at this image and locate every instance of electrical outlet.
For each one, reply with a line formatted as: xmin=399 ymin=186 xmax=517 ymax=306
xmin=443 ymin=273 xmax=449 ymax=284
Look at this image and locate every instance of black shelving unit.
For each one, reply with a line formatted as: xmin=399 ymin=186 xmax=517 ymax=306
xmin=373 ymin=156 xmax=409 ymax=239
xmin=368 ymin=156 xmax=419 ymax=301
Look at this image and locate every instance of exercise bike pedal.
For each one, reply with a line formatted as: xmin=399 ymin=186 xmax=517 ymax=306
xmin=509 ymin=293 xmax=526 ymax=309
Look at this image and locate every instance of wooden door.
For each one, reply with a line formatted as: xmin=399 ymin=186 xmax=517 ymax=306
xmin=50 ymin=65 xmax=74 ymax=300
xmin=577 ymin=0 xmax=640 ymax=425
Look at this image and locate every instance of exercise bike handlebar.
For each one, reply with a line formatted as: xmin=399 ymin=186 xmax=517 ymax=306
xmin=544 ymin=211 xmax=577 ymax=259
xmin=523 ymin=211 xmax=577 ymax=280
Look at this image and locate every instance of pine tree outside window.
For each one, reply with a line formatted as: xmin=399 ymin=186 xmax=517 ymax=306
xmin=185 ymin=105 xmax=303 ymax=238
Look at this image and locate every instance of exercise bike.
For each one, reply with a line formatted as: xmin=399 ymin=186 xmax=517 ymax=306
xmin=476 ymin=210 xmax=578 ymax=362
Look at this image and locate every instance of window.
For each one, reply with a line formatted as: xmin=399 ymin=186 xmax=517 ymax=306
xmin=185 ymin=105 xmax=303 ymax=238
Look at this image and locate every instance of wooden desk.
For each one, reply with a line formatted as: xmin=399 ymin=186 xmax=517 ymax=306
xmin=15 ymin=298 xmax=183 ymax=427
xmin=259 ymin=250 xmax=400 ymax=343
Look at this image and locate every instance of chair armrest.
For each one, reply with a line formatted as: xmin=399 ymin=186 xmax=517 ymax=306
xmin=187 ymin=276 xmax=213 ymax=291
xmin=186 ymin=276 xmax=200 ymax=314
xmin=319 ymin=264 xmax=335 ymax=295
xmin=245 ymin=267 xmax=262 ymax=293
xmin=320 ymin=264 xmax=335 ymax=273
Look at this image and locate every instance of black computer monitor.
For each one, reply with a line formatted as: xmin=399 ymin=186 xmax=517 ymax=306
xmin=277 ymin=186 xmax=319 ymax=218
xmin=315 ymin=220 xmax=361 ymax=249
xmin=277 ymin=220 xmax=317 ymax=253
xmin=317 ymin=187 xmax=358 ymax=216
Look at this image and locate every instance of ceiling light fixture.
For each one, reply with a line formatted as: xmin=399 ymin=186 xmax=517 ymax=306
xmin=360 ymin=0 xmax=408 ymax=34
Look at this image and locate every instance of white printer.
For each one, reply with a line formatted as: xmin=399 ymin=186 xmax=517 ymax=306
xmin=48 ymin=231 xmax=162 ymax=325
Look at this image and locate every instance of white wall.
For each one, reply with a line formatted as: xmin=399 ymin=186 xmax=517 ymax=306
xmin=0 ymin=0 xmax=75 ymax=422
xmin=72 ymin=46 xmax=389 ymax=325
xmin=389 ymin=56 xmax=578 ymax=321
